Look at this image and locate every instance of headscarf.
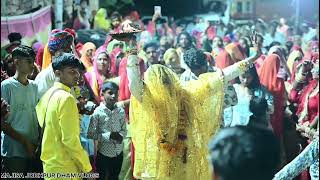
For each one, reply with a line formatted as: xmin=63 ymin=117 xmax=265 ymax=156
xmin=224 ymin=42 xmax=246 ymax=62
xmin=118 ymin=56 xmax=145 ymax=119
xmin=223 ymin=36 xmax=232 ymax=44
xmin=259 ymin=54 xmax=284 ymax=92
xmin=83 ymin=52 xmax=111 ymax=103
xmin=304 ymin=41 xmax=319 ymax=60
xmin=254 ymin=55 xmax=266 ymax=71
xmin=268 ymin=45 xmax=291 ymax=78
xmin=215 ymin=50 xmax=235 ymax=69
xmin=110 ymin=47 xmax=123 ymax=76
xmin=287 ymin=50 xmax=303 ymax=74
xmin=129 ymin=63 xmax=225 ymax=179
xmin=130 ymin=11 xmax=140 ymax=21
xmin=80 ymin=42 xmax=96 ymax=72
xmin=291 ymin=44 xmax=303 ymax=54
xmin=163 ymin=48 xmax=180 ymax=67
xmin=32 ymin=42 xmax=43 ymax=53
xmin=310 ymin=41 xmax=319 ymax=62
xmin=268 ymin=46 xmax=283 ymax=56
xmin=204 ymin=52 xmax=214 ymax=67
xmin=106 ymin=39 xmax=125 ymax=54
xmin=258 ymin=54 xmax=285 ymax=136
xmin=294 ymin=79 xmax=319 ymax=124
xmin=94 ymin=8 xmax=111 ymax=31
xmin=35 ymin=47 xmax=44 ymax=68
xmin=93 ymin=36 xmax=112 ymax=61
xmin=206 ymin=25 xmax=216 ymax=40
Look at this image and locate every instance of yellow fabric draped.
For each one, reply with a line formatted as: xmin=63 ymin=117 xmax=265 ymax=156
xmin=94 ymin=8 xmax=111 ymax=31
xmin=42 ymin=43 xmax=51 ymax=70
xmin=182 ymin=71 xmax=224 ymax=180
xmin=287 ymin=50 xmax=303 ymax=74
xmin=130 ymin=65 xmax=225 ymax=180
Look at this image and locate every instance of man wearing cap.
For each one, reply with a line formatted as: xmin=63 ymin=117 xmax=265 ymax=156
xmin=34 ymin=29 xmax=75 ymax=99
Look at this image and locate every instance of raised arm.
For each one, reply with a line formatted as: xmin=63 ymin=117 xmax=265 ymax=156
xmin=222 ymin=47 xmax=261 ymax=83
xmin=274 ymin=138 xmax=319 ymax=180
xmin=127 ymin=55 xmax=144 ymax=102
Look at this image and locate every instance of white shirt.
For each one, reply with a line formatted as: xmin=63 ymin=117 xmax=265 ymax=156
xmin=34 ymin=65 xmax=55 ymax=99
xmin=87 ymin=104 xmax=127 ymax=157
xmin=34 ymin=64 xmax=78 ymax=98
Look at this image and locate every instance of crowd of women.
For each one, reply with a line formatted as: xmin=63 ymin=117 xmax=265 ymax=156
xmin=1 ymin=2 xmax=319 ymax=180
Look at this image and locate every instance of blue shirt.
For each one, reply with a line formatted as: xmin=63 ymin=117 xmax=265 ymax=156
xmin=80 ymin=115 xmax=95 ymax=156
xmin=1 ymin=77 xmax=39 ymax=158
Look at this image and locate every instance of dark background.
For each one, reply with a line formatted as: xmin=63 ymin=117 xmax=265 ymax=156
xmin=99 ymin=0 xmax=205 ymax=18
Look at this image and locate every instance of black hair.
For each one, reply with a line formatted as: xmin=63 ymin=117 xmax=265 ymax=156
xmin=80 ymin=0 xmax=89 ymax=5
xmin=183 ymin=48 xmax=207 ymax=70
xmin=177 ymin=31 xmax=193 ymax=47
xmin=52 ymin=53 xmax=85 ymax=71
xmin=248 ymin=96 xmax=269 ymax=128
xmin=143 ymin=42 xmax=159 ymax=52
xmin=267 ymin=41 xmax=281 ymax=51
xmin=238 ymin=37 xmax=250 ymax=57
xmin=102 ymin=81 xmax=119 ymax=93
xmin=8 ymin=32 xmax=22 ymax=43
xmin=243 ymin=66 xmax=261 ymax=89
xmin=12 ymin=45 xmax=36 ymax=59
xmin=111 ymin=11 xmax=121 ymax=20
xmin=208 ymin=126 xmax=280 ymax=180
xmin=249 ymin=96 xmax=268 ymax=117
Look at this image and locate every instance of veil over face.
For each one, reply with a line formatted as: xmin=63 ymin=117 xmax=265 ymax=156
xmin=130 ymin=64 xmax=225 ymax=179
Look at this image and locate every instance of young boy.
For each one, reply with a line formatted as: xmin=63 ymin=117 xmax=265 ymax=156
xmin=88 ymin=81 xmax=127 ymax=180
xmin=1 ymin=45 xmax=39 ymax=173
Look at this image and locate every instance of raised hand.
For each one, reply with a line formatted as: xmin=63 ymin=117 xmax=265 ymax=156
xmin=248 ymin=30 xmax=262 ymax=61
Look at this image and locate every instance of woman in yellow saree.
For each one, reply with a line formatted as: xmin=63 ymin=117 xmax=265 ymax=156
xmin=126 ymin=44 xmax=261 ymax=179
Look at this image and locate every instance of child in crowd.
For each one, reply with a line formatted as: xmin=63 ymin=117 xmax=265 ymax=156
xmin=88 ymin=81 xmax=127 ymax=180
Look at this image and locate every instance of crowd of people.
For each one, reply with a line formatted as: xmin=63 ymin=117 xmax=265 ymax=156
xmin=1 ymin=1 xmax=319 ymax=180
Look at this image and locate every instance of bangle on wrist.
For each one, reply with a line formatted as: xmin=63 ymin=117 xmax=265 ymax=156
xmin=238 ymin=59 xmax=252 ymax=72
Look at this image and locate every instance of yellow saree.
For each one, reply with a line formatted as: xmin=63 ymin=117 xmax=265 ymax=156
xmin=130 ymin=65 xmax=225 ymax=180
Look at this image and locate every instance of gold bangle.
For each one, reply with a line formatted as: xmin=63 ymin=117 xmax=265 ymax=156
xmin=238 ymin=60 xmax=251 ymax=72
